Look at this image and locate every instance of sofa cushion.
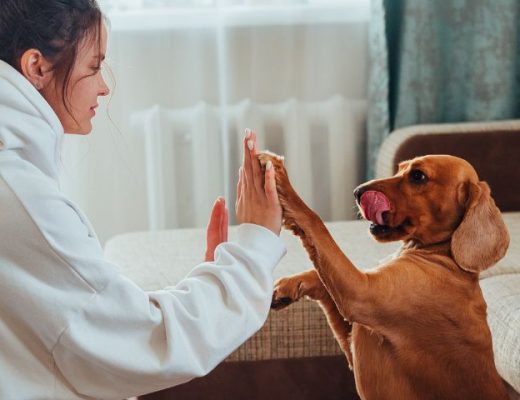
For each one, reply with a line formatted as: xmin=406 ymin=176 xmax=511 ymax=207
xmin=481 ymin=274 xmax=520 ymax=393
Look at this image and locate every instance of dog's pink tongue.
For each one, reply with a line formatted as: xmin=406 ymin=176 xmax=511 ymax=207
xmin=360 ymin=191 xmax=391 ymax=225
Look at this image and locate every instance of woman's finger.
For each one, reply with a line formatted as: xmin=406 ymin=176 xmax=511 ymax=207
xmin=207 ymin=197 xmax=222 ymax=235
xmin=235 ymin=167 xmax=242 ymax=208
xmin=243 ymin=129 xmax=253 ymax=186
xmin=250 ymin=130 xmax=262 ymax=192
xmin=220 ymin=200 xmax=228 ymax=243
xmin=236 ymin=167 xmax=243 ymax=197
xmin=236 ymin=167 xmax=243 ymax=210
xmin=264 ymin=161 xmax=279 ymax=205
xmin=205 ymin=197 xmax=224 ymax=261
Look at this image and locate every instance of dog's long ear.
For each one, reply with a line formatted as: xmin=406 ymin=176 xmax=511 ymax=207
xmin=451 ymin=181 xmax=509 ymax=273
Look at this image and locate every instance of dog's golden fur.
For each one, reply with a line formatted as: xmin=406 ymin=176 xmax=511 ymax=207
xmin=261 ymin=153 xmax=510 ymax=400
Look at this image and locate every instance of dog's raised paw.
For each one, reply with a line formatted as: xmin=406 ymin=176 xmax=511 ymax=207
xmin=270 ymin=295 xmax=294 ymax=310
xmin=257 ymin=150 xmax=284 ymax=166
xmin=271 ymin=277 xmax=304 ymax=310
xmin=256 ymin=150 xmax=312 ymax=237
xmin=257 ymin=151 xmax=286 ymax=181
xmin=257 ymin=151 xmax=291 ymax=198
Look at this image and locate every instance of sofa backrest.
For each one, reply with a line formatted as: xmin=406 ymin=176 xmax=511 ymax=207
xmin=375 ymin=121 xmax=520 ymax=212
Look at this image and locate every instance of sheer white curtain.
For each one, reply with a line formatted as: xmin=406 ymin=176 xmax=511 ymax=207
xmin=61 ymin=0 xmax=370 ymax=244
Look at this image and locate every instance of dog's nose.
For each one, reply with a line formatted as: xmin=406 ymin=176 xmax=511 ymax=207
xmin=353 ymin=186 xmax=366 ymax=204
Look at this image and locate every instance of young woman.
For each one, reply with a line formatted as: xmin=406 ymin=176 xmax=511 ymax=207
xmin=0 ymin=1 xmax=284 ymax=399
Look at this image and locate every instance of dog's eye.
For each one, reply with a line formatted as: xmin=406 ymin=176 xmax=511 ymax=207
xmin=409 ymin=169 xmax=428 ymax=183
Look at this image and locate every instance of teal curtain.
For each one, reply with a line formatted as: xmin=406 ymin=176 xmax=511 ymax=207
xmin=367 ymin=0 xmax=520 ymax=178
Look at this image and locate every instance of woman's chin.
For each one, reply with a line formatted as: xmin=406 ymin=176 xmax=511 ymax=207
xmin=64 ymin=121 xmax=92 ymax=135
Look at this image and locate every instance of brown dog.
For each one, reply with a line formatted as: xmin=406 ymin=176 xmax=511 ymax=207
xmin=261 ymin=153 xmax=510 ymax=400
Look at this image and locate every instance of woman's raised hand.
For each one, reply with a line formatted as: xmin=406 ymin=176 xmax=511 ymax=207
xmin=205 ymin=197 xmax=228 ymax=262
xmin=236 ymin=129 xmax=282 ymax=236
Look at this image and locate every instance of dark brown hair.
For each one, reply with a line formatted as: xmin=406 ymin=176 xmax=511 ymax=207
xmin=0 ymin=0 xmax=105 ymax=115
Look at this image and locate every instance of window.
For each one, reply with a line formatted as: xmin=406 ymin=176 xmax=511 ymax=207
xmin=100 ymin=0 xmax=360 ymax=13
xmin=99 ymin=0 xmax=369 ymax=30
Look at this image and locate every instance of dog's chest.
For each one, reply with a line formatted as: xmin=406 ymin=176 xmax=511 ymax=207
xmin=350 ymin=324 xmax=418 ymax=398
xmin=351 ymin=323 xmax=387 ymax=362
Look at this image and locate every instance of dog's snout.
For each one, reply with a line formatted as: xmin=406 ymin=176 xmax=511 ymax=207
xmin=354 ymin=187 xmax=366 ymax=204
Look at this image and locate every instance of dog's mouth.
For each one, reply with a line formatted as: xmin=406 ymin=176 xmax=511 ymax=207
xmin=359 ymin=191 xmax=409 ymax=238
xmin=368 ymin=221 xmax=410 ymax=238
xmin=359 ymin=191 xmax=390 ymax=225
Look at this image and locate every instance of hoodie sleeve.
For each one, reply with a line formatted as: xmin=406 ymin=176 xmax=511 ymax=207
xmin=2 ymin=163 xmax=286 ymax=399
xmin=52 ymin=224 xmax=286 ymax=399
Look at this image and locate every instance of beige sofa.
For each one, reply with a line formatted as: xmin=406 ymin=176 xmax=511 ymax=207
xmin=106 ymin=120 xmax=520 ymax=399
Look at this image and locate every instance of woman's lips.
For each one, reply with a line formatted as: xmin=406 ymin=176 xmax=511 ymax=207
xmin=359 ymin=191 xmax=391 ymax=225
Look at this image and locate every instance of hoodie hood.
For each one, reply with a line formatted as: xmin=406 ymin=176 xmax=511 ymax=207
xmin=0 ymin=59 xmax=64 ymax=183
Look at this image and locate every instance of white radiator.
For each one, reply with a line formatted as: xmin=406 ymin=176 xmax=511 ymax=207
xmin=131 ymin=95 xmax=367 ymax=230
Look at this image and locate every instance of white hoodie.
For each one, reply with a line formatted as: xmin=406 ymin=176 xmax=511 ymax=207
xmin=0 ymin=59 xmax=286 ymax=399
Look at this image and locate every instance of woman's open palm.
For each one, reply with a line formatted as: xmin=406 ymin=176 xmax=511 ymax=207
xmin=205 ymin=197 xmax=228 ymax=262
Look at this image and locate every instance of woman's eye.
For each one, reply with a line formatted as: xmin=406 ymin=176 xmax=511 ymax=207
xmin=410 ymin=169 xmax=427 ymax=183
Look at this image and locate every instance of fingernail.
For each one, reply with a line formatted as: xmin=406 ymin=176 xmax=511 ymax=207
xmin=245 ymin=128 xmax=251 ymax=139
xmin=266 ymin=160 xmax=273 ymax=170
xmin=247 ymin=140 xmax=254 ymax=151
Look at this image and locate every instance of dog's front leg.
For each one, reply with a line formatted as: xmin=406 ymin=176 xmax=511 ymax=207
xmin=271 ymin=269 xmax=354 ymax=368
xmin=258 ymin=153 xmax=373 ymax=325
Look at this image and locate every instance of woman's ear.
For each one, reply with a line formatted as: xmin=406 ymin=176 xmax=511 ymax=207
xmin=451 ymin=181 xmax=509 ymax=273
xmin=19 ymin=49 xmax=53 ymax=90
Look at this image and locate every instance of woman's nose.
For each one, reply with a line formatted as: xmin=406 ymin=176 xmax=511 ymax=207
xmin=100 ymin=83 xmax=110 ymax=96
xmin=99 ymin=75 xmax=110 ymax=97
